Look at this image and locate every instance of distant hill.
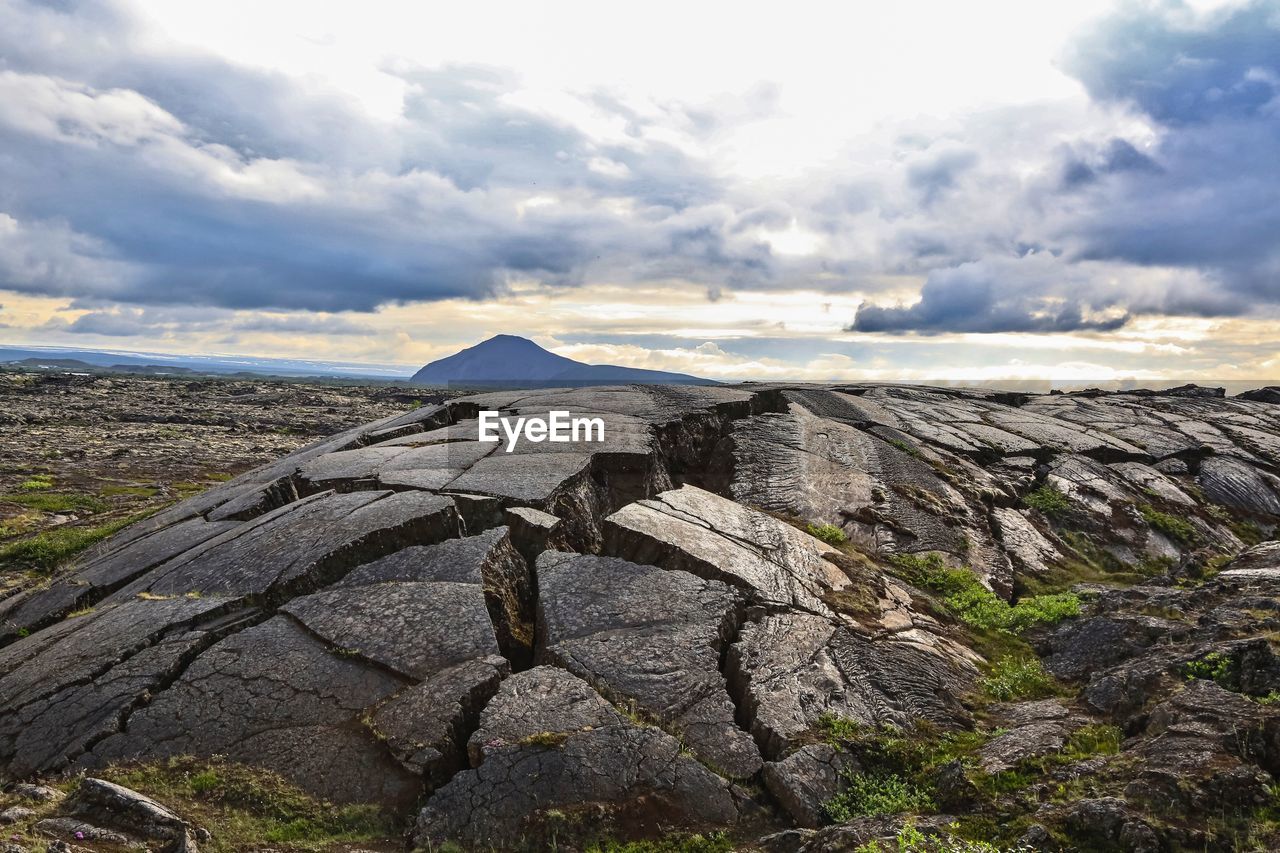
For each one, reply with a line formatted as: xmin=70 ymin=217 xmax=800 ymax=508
xmin=9 ymin=357 xmax=201 ymax=376
xmin=0 ymin=346 xmax=409 ymax=381
xmin=411 ymin=335 xmax=714 ymax=387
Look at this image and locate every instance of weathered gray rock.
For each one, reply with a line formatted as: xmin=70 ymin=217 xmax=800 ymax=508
xmin=728 ymin=610 xmax=975 ymax=759
xmin=33 ymin=816 xmax=131 ymax=845
xmin=64 ymin=778 xmax=190 ymax=841
xmin=1197 ymin=456 xmax=1280 ymax=516
xmin=977 ymin=699 xmax=1089 ymax=774
xmin=1064 ymin=798 xmax=1159 ymax=853
xmin=0 ymin=806 xmax=33 ymax=824
xmin=604 ymin=484 xmax=850 ymax=614
xmin=89 ymin=616 xmax=420 ymax=807
xmin=371 ymin=656 xmax=507 ymax=785
xmin=1239 ymin=386 xmax=1280 ymax=404
xmin=503 ymin=505 xmax=563 ymax=560
xmin=284 ymin=581 xmax=497 ymax=679
xmin=339 ymin=526 xmax=534 ymax=663
xmin=535 ymin=551 xmax=760 ymax=778
xmin=11 ymin=784 xmax=60 ymax=802
xmin=0 ymin=596 xmax=242 ymax=780
xmin=113 ymin=489 xmax=462 ymax=599
xmin=762 ymin=743 xmax=860 ymax=828
xmin=416 ymin=667 xmax=741 ymax=848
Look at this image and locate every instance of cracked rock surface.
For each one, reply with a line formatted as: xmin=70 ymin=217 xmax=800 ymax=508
xmin=2 ymin=382 xmax=1279 ymax=850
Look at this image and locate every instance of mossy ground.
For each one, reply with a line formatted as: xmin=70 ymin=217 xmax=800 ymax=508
xmin=0 ymin=759 xmax=402 ymax=852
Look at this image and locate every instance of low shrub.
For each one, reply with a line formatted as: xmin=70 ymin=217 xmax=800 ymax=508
xmin=980 ymin=657 xmax=1059 ymax=702
xmin=0 ymin=510 xmax=154 ymax=573
xmin=0 ymin=491 xmax=107 ymax=514
xmin=17 ymin=474 xmax=55 ymax=491
xmin=807 ymin=522 xmax=849 ymax=546
xmin=1022 ymin=484 xmax=1070 ymax=516
xmin=888 ymin=553 xmax=1080 ymax=634
xmin=825 ymin=771 xmax=934 ymax=822
xmin=1138 ymin=503 xmax=1198 ymax=546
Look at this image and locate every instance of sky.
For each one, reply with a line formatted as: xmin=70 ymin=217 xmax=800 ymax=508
xmin=0 ymin=0 xmax=1278 ymax=382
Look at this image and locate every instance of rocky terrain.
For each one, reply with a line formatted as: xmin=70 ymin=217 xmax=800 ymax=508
xmin=0 ymin=370 xmax=453 ymax=595
xmin=1 ymin=381 xmax=1279 ymax=852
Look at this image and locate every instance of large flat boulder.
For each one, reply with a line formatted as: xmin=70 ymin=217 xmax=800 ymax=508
xmin=535 ymin=551 xmax=761 ymax=778
xmin=603 ymin=484 xmax=850 ymax=614
xmin=415 ymin=667 xmax=741 ymax=848
xmin=727 ymin=611 xmax=976 ymax=759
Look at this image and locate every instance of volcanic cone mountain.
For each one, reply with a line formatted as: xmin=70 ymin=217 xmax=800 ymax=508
xmin=410 ymin=335 xmax=713 ymax=387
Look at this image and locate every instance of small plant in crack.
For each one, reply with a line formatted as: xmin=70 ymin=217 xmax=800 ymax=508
xmin=1022 ymin=484 xmax=1070 ymax=517
xmin=824 ymin=771 xmax=934 ymax=822
xmin=1138 ymin=503 xmax=1199 ymax=546
xmin=980 ymin=656 xmax=1060 ymax=702
xmin=1182 ymin=651 xmax=1233 ymax=684
xmin=519 ymin=730 xmax=570 ymax=748
xmin=807 ymin=522 xmax=848 ymax=546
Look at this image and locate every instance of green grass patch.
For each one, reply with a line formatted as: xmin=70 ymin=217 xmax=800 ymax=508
xmin=825 ymin=771 xmax=934 ymax=822
xmin=807 ymin=522 xmax=848 ymax=546
xmin=854 ymin=823 xmax=1024 ymax=852
xmin=98 ymin=757 xmax=397 ymax=853
xmin=17 ymin=474 xmax=55 ymax=491
xmin=814 ymin=717 xmax=993 ymax=819
xmin=886 ymin=437 xmax=924 ymax=459
xmin=1022 ymin=483 xmax=1071 ymax=516
xmin=101 ymin=484 xmax=160 ymax=497
xmin=0 ymin=491 xmax=107 ymax=513
xmin=1232 ymin=519 xmax=1266 ymax=547
xmin=1205 ymin=505 xmax=1267 ymax=546
xmin=1060 ymin=724 xmax=1123 ymax=760
xmin=888 ymin=552 xmax=1080 ymax=635
xmin=1138 ymin=503 xmax=1198 ymax=546
xmin=0 ymin=509 xmax=154 ymax=573
xmin=980 ymin=656 xmax=1060 ymax=702
xmin=584 ymin=832 xmax=735 ymax=853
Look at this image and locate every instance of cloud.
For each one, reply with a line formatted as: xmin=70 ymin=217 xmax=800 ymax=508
xmin=0 ymin=0 xmax=786 ymax=314
xmin=1064 ymin=1 xmax=1280 ymax=127
xmin=1 ymin=0 xmax=1279 ymax=356
xmin=1053 ymin=0 xmax=1280 ymax=305
xmin=849 ymin=255 xmax=1131 ymax=334
xmin=906 ymin=144 xmax=979 ymax=206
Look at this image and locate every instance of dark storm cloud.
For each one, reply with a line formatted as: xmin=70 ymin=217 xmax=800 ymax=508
xmin=0 ymin=0 xmax=780 ymax=314
xmin=1057 ymin=0 xmax=1280 ymax=302
xmin=849 ymin=258 xmax=1131 ymax=334
xmin=1059 ymin=138 xmax=1162 ymax=189
xmin=848 ymin=0 xmax=1280 ymax=335
xmin=1065 ymin=1 xmax=1280 ymax=126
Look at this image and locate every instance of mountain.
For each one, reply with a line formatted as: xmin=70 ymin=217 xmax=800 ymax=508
xmin=410 ymin=335 xmax=714 ymax=387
